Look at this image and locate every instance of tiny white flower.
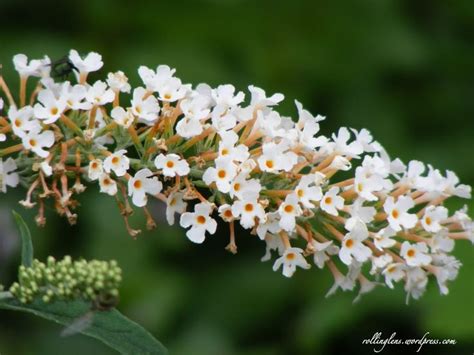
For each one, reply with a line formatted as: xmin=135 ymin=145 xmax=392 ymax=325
xmin=272 ymin=247 xmax=310 ymax=278
xmin=8 ymin=106 xmax=39 ymax=137
xmin=373 ymin=226 xmax=397 ymax=250
xmin=249 ymin=85 xmax=284 ymax=110
xmin=345 ymin=198 xmax=376 ymax=230
xmin=106 ymin=71 xmax=131 ymax=93
xmin=33 ymin=89 xmax=67 ymax=124
xmin=320 ymin=187 xmax=344 ymax=216
xmin=384 ymin=196 xmax=418 ymax=232
xmin=278 ymin=193 xmax=302 ymax=232
xmin=154 ymin=153 xmax=190 ymax=177
xmin=85 ymin=80 xmax=115 ymax=106
xmin=131 ymin=87 xmax=160 ymax=122
xmin=128 ymin=168 xmax=163 ymax=207
xmin=257 ymin=141 xmax=297 ymax=173
xmin=22 ymin=128 xmax=55 ymax=158
xmin=88 ymin=159 xmax=103 ymax=181
xmin=158 ymin=77 xmax=189 ymax=102
xmin=40 ymin=161 xmax=53 ymax=176
xmin=429 ymin=230 xmax=455 ymax=253
xmin=261 ymin=233 xmax=285 ymax=261
xmin=180 ymin=202 xmax=217 ymax=244
xmin=339 ymin=220 xmax=372 ymax=265
xmin=212 ymin=84 xmax=245 ymax=107
xmin=382 ymin=262 xmax=406 ymax=289
xmin=218 ymin=204 xmax=235 ymax=222
xmin=217 ymin=130 xmax=249 ymax=162
xmin=62 ymin=83 xmax=92 ymax=111
xmin=231 ymin=191 xmax=266 ymax=229
xmin=400 ymin=241 xmax=432 ymax=267
xmin=111 ymin=107 xmax=134 ymax=128
xmin=13 ymin=54 xmax=50 ymax=77
xmin=312 ymin=240 xmax=339 ymax=269
xmin=370 ymin=253 xmax=393 ymax=275
xmin=180 ymin=95 xmax=210 ymax=121
xmin=98 ymin=173 xmax=117 ymax=196
xmin=294 ymin=174 xmax=322 ymax=208
xmin=404 ymin=267 xmax=428 ymax=303
xmin=421 ymin=205 xmax=448 ymax=233
xmin=103 ymin=150 xmax=130 ymax=177
xmin=202 ymin=157 xmax=237 ymax=193
xmin=229 ymin=172 xmax=261 ymax=200
xmin=175 ymin=116 xmax=203 ymax=138
xmin=329 ymin=127 xmax=363 ymax=158
xmin=166 ymin=191 xmax=187 ymax=225
xmin=0 ymin=158 xmax=20 ymax=193
xmin=138 ymin=64 xmax=176 ymax=92
xmin=256 ymin=211 xmax=281 ymax=240
xmin=69 ymin=50 xmax=103 ymax=75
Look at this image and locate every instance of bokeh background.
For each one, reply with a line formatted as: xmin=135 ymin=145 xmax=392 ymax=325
xmin=0 ymin=0 xmax=473 ymax=354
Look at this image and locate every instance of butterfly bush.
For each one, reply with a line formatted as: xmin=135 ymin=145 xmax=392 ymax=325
xmin=0 ymin=50 xmax=472 ymax=303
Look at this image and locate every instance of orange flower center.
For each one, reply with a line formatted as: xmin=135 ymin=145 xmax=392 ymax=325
xmin=392 ymin=209 xmax=399 ymax=219
xmin=166 ymin=160 xmax=175 ymax=168
xmin=345 ymin=239 xmax=354 ymax=248
xmin=50 ymin=107 xmax=59 ymax=116
xmin=284 ymin=205 xmax=294 ymax=213
xmin=196 ymin=215 xmax=206 ymax=224
xmin=217 ymin=169 xmax=226 ymax=179
xmin=133 ymin=180 xmax=142 ymax=189
xmin=286 ymin=252 xmax=295 ymax=260
xmin=265 ymin=160 xmax=274 ymax=169
xmin=244 ymin=203 xmax=254 ymax=212
xmin=324 ymin=197 xmax=332 ymax=204
xmin=406 ymin=249 xmax=415 ymax=258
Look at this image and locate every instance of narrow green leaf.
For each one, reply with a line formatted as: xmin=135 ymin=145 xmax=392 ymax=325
xmin=12 ymin=211 xmax=34 ymax=267
xmin=0 ymin=295 xmax=168 ymax=354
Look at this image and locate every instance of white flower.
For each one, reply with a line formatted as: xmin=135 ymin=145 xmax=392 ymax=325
xmin=345 ymin=198 xmax=376 ymax=230
xmin=429 ymin=230 xmax=455 ymax=253
xmin=373 ymin=226 xmax=397 ymax=251
xmin=384 ymin=196 xmax=418 ymax=231
xmin=218 ymin=204 xmax=235 ymax=222
xmin=202 ymin=157 xmax=237 ymax=193
xmin=249 ymin=85 xmax=284 ymax=110
xmin=272 ymin=247 xmax=310 ymax=278
xmin=421 ymin=205 xmax=448 ymax=233
xmin=261 ymin=233 xmax=285 ymax=261
xmin=111 ymin=107 xmax=134 ymax=128
xmin=212 ymin=84 xmax=245 ymax=107
xmin=231 ymin=191 xmax=266 ymax=229
xmin=404 ymin=267 xmax=428 ymax=303
xmin=320 ymin=187 xmax=344 ymax=216
xmin=328 ymin=155 xmax=352 ymax=171
xmin=103 ymin=150 xmax=130 ymax=177
xmin=329 ymin=127 xmax=363 ymax=158
xmin=98 ymin=173 xmax=117 ymax=196
xmin=400 ymin=241 xmax=432 ymax=267
xmin=257 ymin=141 xmax=297 ymax=173
xmin=370 ymin=253 xmax=393 ymax=275
xmin=175 ymin=116 xmax=203 ymax=138
xmin=33 ymin=89 xmax=67 ymax=124
xmin=85 ymin=81 xmax=115 ymax=106
xmin=294 ymin=174 xmax=322 ymax=208
xmin=180 ymin=202 xmax=217 ymax=244
xmin=69 ymin=50 xmax=103 ymax=75
xmin=128 ymin=169 xmax=163 ymax=207
xmin=217 ymin=130 xmax=249 ymax=162
xmin=278 ymin=193 xmax=302 ymax=232
xmin=229 ymin=172 xmax=261 ymax=200
xmin=21 ymin=128 xmax=55 ymax=158
xmin=158 ymin=78 xmax=189 ymax=102
xmin=106 ymin=71 xmax=131 ymax=93
xmin=88 ymin=159 xmax=103 ymax=181
xmin=256 ymin=211 xmax=281 ymax=240
xmin=354 ymin=155 xmax=392 ymax=201
xmin=13 ymin=54 xmax=50 ymax=77
xmin=138 ymin=65 xmax=175 ymax=92
xmin=0 ymin=158 xmax=20 ymax=193
xmin=166 ymin=192 xmax=187 ymax=225
xmin=154 ymin=153 xmax=190 ymax=177
xmin=8 ymin=106 xmax=39 ymax=137
xmin=312 ymin=240 xmax=339 ymax=269
xmin=130 ymin=87 xmax=160 ymax=122
xmin=382 ymin=263 xmax=406 ymax=289
xmin=339 ymin=220 xmax=372 ymax=265
xmin=180 ymin=95 xmax=210 ymax=121
xmin=62 ymin=83 xmax=92 ymax=111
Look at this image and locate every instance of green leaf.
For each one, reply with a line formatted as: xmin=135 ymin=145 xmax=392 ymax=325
xmin=0 ymin=293 xmax=168 ymax=354
xmin=12 ymin=211 xmax=34 ymax=267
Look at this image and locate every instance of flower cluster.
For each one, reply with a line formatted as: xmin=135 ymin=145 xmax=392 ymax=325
xmin=9 ymin=256 xmax=121 ymax=304
xmin=0 ymin=50 xmax=472 ymax=302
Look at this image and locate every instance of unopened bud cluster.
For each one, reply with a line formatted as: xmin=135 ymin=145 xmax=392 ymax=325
xmin=0 ymin=50 xmax=472 ymax=302
xmin=9 ymin=256 xmax=121 ymax=304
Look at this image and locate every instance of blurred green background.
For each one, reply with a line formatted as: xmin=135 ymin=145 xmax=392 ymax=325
xmin=0 ymin=0 xmax=473 ymax=354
